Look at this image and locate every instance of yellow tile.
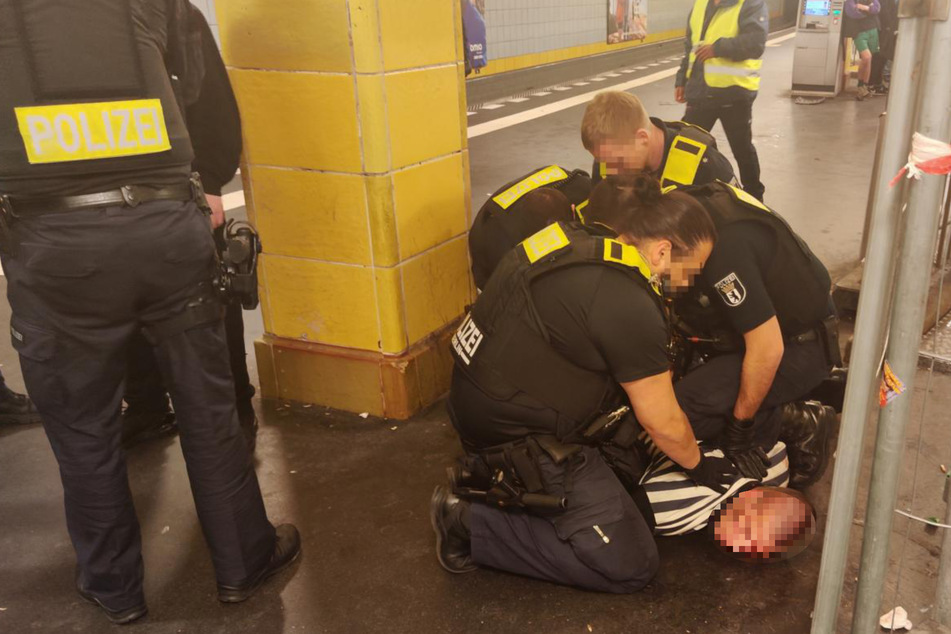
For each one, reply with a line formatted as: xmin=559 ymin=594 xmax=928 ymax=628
xmin=461 ymin=149 xmax=472 ymax=225
xmin=217 ymin=0 xmax=353 ymax=72
xmin=378 ymin=0 xmax=458 ymax=71
xmin=230 ymin=70 xmax=361 ymax=172
xmin=264 ymin=254 xmax=381 ymax=351
xmin=456 ymin=63 xmax=469 ymax=150
xmin=392 ymin=153 xmax=468 ymax=260
xmin=250 ymin=166 xmax=371 ymax=265
xmin=356 ymin=75 xmax=390 ymax=174
xmin=258 ymin=254 xmax=274 ymax=334
xmin=365 ymin=175 xmax=400 ymax=267
xmin=348 ymin=0 xmax=384 ymax=74
xmin=253 ymin=339 xmax=278 ymax=399
xmin=401 ymin=237 xmax=473 ymax=345
xmin=385 ymin=66 xmax=465 ymax=168
xmin=270 ymin=344 xmax=386 ymax=417
xmin=375 ymin=267 xmax=408 ymax=354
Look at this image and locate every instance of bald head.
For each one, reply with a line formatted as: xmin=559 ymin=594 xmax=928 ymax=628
xmin=712 ymin=487 xmax=817 ymax=562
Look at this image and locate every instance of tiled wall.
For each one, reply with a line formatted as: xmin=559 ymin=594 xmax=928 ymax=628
xmin=485 ymin=0 xmax=786 ymax=60
xmin=191 ymin=0 xmax=221 ymax=46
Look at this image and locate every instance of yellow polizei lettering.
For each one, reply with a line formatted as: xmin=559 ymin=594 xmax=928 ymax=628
xmin=493 ymin=165 xmax=569 ymax=210
xmin=522 ymin=223 xmax=570 ymax=264
xmin=15 ymin=99 xmax=171 ymax=164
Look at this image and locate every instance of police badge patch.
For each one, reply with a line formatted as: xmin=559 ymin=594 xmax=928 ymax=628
xmin=714 ymin=273 xmax=746 ymax=307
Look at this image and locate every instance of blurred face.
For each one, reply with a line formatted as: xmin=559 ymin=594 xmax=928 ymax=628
xmin=667 ymin=239 xmax=713 ymax=291
xmin=594 ymin=131 xmax=651 ymax=175
xmin=712 ymin=488 xmax=816 ymax=562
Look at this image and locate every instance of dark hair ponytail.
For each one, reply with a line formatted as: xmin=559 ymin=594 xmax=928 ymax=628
xmin=586 ymin=174 xmax=716 ymax=252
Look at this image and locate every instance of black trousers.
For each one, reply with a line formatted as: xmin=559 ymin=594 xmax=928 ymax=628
xmin=674 ymin=338 xmax=829 ymax=449
xmin=2 ymin=200 xmax=275 ymax=611
xmin=469 ymin=446 xmax=659 ymax=594
xmin=683 ymin=98 xmax=765 ymax=201
xmin=125 ymin=227 xmax=254 ymax=417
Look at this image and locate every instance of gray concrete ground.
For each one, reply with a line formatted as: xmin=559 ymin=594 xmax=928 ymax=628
xmin=2 ymin=34 xmax=950 ymax=634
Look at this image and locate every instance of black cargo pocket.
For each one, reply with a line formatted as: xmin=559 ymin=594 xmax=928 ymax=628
xmin=22 ymin=244 xmax=99 ymax=278
xmin=10 ymin=317 xmax=56 ymax=362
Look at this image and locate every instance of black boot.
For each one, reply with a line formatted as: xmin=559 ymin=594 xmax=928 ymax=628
xmin=779 ymin=401 xmax=837 ymax=489
xmin=430 ymin=486 xmax=477 ymax=574
xmin=121 ymin=400 xmax=177 ymax=449
xmin=0 ymin=384 xmax=42 ymax=426
xmin=217 ymin=524 xmax=302 ymax=603
xmin=76 ymin=571 xmax=148 ymax=625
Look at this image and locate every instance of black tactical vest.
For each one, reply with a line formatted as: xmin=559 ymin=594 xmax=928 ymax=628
xmin=591 ymin=120 xmax=718 ymax=187
xmin=0 ymin=0 xmax=195 ymax=196
xmin=453 ymin=221 xmax=664 ymax=429
xmin=685 ymin=181 xmax=832 ymax=334
xmin=469 ymin=166 xmax=592 ymax=288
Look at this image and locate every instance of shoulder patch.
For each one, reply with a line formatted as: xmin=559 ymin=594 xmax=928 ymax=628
xmin=714 ymin=272 xmax=747 ymax=307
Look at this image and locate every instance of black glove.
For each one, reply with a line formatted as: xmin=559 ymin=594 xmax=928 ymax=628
xmin=684 ymin=452 xmax=738 ymax=492
xmin=720 ymin=416 xmax=771 ymax=480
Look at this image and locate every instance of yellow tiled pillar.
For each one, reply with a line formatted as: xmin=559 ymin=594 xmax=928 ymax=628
xmin=216 ymin=0 xmax=474 ymax=419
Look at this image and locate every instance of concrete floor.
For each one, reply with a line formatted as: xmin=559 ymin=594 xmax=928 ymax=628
xmin=2 ymin=34 xmax=949 ymax=634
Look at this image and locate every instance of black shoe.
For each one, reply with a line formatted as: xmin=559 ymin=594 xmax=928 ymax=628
xmin=121 ymin=407 xmax=177 ymax=449
xmin=76 ymin=577 xmax=148 ymax=625
xmin=779 ymin=401 xmax=837 ymax=489
xmin=217 ymin=524 xmax=301 ymax=603
xmin=0 ymin=385 xmax=42 ymax=426
xmin=430 ymin=486 xmax=477 ymax=574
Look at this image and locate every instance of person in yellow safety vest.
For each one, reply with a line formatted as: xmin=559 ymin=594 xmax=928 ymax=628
xmin=581 ymin=91 xmax=737 ymax=217
xmin=675 ymin=0 xmax=768 ymax=202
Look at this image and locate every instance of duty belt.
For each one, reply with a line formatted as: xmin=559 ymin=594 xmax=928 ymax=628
xmin=0 ymin=175 xmax=205 ymax=217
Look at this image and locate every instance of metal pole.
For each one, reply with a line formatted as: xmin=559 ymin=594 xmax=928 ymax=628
xmin=860 ymin=114 xmax=888 ymax=260
xmin=810 ymin=12 xmax=929 ymax=634
xmin=935 ymin=178 xmax=951 ymax=627
xmin=852 ymin=8 xmax=951 ymax=632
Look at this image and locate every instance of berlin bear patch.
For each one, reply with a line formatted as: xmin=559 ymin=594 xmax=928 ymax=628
xmin=714 ymin=272 xmax=746 ymax=307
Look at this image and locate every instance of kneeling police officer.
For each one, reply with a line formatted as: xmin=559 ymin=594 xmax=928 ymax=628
xmin=432 ymin=176 xmax=737 ymax=592
xmin=468 ymin=165 xmax=590 ymax=290
xmin=0 ymin=0 xmax=298 ymax=623
xmin=663 ymin=183 xmax=839 ymax=489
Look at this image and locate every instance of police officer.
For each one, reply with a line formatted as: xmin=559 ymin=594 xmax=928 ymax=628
xmin=122 ymin=3 xmax=257 ymax=449
xmin=666 ymin=182 xmax=838 ymax=489
xmin=0 ymin=0 xmax=299 ymax=623
xmin=469 ymin=165 xmax=590 ymax=289
xmin=581 ymin=91 xmax=736 ymax=192
xmin=675 ymin=0 xmax=768 ymax=201
xmin=431 ymin=175 xmax=738 ymax=592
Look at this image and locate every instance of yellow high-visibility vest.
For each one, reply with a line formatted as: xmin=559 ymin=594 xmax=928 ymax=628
xmin=686 ymin=0 xmax=762 ymax=92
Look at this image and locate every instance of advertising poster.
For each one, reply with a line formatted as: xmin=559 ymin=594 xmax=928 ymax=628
xmin=607 ymin=0 xmax=648 ymax=44
xmin=462 ymin=0 xmax=488 ymax=75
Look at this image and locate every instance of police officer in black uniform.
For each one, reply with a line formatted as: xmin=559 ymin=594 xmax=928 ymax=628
xmin=431 ymin=176 xmax=738 ymax=592
xmin=664 ymin=182 xmax=839 ymax=489
xmin=0 ymin=0 xmax=299 ymax=623
xmin=581 ymin=91 xmax=736 ymax=194
xmin=122 ymin=3 xmax=257 ymax=449
xmin=469 ymin=165 xmax=590 ymax=289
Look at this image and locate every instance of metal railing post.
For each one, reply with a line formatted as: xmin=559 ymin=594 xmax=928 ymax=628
xmin=851 ymin=6 xmax=951 ymax=632
xmin=809 ymin=11 xmax=930 ymax=634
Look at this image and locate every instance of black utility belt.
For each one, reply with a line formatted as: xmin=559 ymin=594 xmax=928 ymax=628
xmin=1 ymin=174 xmax=206 ymax=217
xmin=789 ymin=314 xmax=842 ymax=368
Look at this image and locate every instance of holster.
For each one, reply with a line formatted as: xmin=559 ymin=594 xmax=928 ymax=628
xmin=818 ymin=314 xmax=843 ymax=369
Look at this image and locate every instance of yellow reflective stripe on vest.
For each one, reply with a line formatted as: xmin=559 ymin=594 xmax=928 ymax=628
xmin=661 ymin=135 xmax=708 ymax=186
xmin=492 ymin=165 xmax=569 ymax=210
xmin=522 ymin=223 xmax=571 ymax=264
xmin=686 ymin=0 xmax=761 ymax=92
xmin=15 ymin=99 xmax=171 ymax=165
xmin=598 ymin=162 xmax=608 ymax=178
xmin=574 ymin=199 xmax=589 ymax=223
xmin=725 ymin=182 xmax=771 ymax=212
xmin=603 ymin=239 xmax=660 ymax=295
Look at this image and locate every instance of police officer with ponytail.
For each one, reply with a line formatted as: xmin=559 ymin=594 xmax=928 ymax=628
xmin=0 ymin=1 xmax=298 ymax=623
xmin=431 ymin=175 xmax=738 ymax=593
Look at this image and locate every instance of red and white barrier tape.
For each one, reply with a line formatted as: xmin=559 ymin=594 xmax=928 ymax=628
xmin=890 ymin=132 xmax=951 ymax=187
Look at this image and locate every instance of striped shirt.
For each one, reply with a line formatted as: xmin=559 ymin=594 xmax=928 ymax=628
xmin=638 ymin=439 xmax=790 ymax=537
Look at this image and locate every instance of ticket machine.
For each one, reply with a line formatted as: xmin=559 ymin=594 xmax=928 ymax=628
xmin=792 ymin=0 xmax=846 ymax=97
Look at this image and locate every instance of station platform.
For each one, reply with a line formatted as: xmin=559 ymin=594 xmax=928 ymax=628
xmin=2 ymin=32 xmax=948 ymax=634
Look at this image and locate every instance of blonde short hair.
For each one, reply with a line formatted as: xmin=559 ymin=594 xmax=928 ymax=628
xmin=581 ymin=91 xmax=652 ymax=152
